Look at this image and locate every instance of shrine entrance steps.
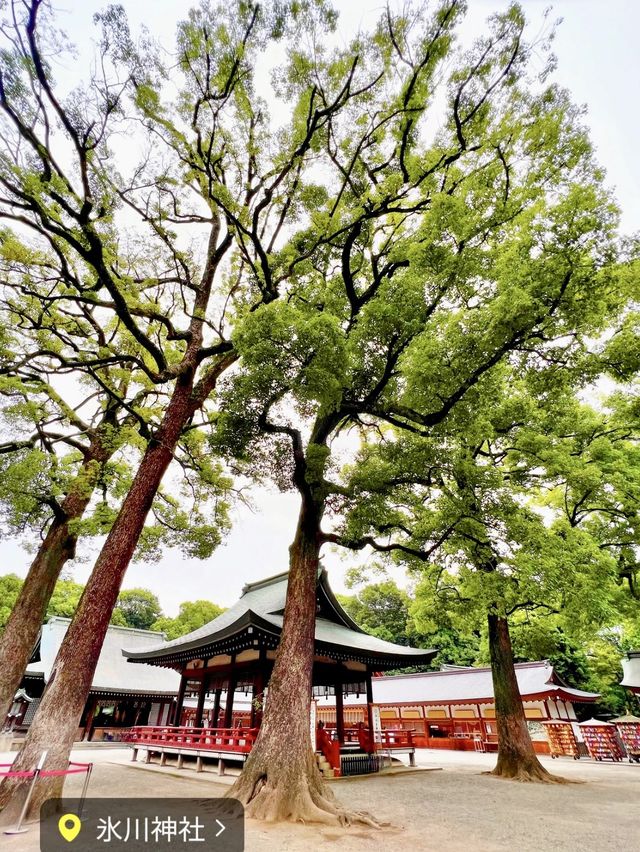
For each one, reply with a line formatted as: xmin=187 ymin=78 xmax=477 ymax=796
xmin=316 ymin=753 xmax=335 ymax=778
xmin=314 ymin=748 xmax=388 ymax=778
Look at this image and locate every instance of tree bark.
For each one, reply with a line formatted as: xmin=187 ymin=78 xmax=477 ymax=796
xmin=229 ymin=495 xmax=377 ymax=825
xmin=0 ymin=432 xmax=113 ymax=724
xmin=0 ymin=373 xmax=202 ymax=820
xmin=487 ymin=612 xmax=565 ymax=783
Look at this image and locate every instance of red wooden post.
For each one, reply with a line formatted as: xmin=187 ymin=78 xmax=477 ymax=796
xmin=475 ymin=703 xmax=484 ymax=740
xmin=335 ymin=681 xmax=344 ymax=744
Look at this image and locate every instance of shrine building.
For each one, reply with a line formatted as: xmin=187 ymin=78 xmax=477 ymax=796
xmin=124 ymin=568 xmax=436 ymax=734
xmin=122 ymin=569 xmax=436 ymax=774
xmin=316 ymin=661 xmax=600 ymax=754
xmin=4 ymin=618 xmax=179 ymax=741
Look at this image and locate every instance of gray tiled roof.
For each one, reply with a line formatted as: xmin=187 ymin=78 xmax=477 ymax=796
xmin=365 ymin=661 xmax=599 ymax=703
xmin=39 ymin=617 xmax=180 ymax=695
xmin=124 ymin=569 xmax=436 ymax=665
xmin=316 ymin=660 xmax=599 ymax=707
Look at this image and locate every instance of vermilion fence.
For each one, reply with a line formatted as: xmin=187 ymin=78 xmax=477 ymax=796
xmin=376 ymin=730 xmax=414 ymax=749
xmin=125 ymin=724 xmax=412 ymax=756
xmin=320 ymin=727 xmax=414 ymax=750
xmin=124 ymin=725 xmax=258 ymax=754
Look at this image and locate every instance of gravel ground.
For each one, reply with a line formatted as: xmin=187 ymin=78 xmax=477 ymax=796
xmin=1 ymin=747 xmax=639 ymax=852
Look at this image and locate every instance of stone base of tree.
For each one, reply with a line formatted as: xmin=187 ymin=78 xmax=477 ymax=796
xmin=229 ymin=749 xmax=380 ymax=826
xmin=485 ymin=753 xmax=570 ymax=784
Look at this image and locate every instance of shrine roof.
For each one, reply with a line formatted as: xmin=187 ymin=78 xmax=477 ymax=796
xmin=329 ymin=661 xmax=600 ymax=705
xmin=34 ymin=617 xmax=180 ymax=696
xmin=123 ymin=568 xmax=436 ymax=668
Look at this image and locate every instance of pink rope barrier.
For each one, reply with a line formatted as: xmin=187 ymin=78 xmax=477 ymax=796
xmin=0 ymin=761 xmax=92 ymax=778
xmin=0 ymin=770 xmax=35 ymax=778
xmin=40 ymin=767 xmax=90 ymax=777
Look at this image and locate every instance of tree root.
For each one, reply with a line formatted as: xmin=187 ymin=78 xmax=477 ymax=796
xmin=483 ymin=762 xmax=578 ymax=784
xmin=229 ymin=764 xmax=383 ymax=827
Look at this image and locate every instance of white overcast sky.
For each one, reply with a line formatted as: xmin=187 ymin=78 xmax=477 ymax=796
xmin=1 ymin=0 xmax=638 ymax=615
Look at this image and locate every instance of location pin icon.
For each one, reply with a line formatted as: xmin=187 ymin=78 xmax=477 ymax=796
xmin=58 ymin=813 xmax=81 ymax=843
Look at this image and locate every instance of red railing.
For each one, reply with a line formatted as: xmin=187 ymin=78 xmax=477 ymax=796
xmin=315 ymin=726 xmax=414 ymax=758
xmin=374 ymin=730 xmax=414 ymax=750
xmin=337 ymin=727 xmax=415 ymax=751
xmin=125 ymin=725 xmax=258 ymax=754
xmin=316 ymin=726 xmax=341 ymax=770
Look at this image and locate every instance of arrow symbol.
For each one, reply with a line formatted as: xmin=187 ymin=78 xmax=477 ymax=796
xmin=215 ymin=819 xmax=225 ymax=837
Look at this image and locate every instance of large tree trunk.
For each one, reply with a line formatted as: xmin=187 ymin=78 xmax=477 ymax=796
xmin=0 ymin=436 xmax=112 ymax=725
xmin=0 ymin=375 xmax=198 ymax=821
xmin=229 ymin=497 xmax=376 ymax=826
xmin=487 ymin=612 xmax=565 ymax=783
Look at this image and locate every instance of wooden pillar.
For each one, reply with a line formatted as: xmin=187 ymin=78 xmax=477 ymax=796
xmin=223 ymin=657 xmax=237 ymax=728
xmin=172 ymin=675 xmax=187 ymax=726
xmin=195 ymin=675 xmax=208 ymax=728
xmin=251 ymin=668 xmax=265 ymax=728
xmin=83 ymin=697 xmax=98 ymax=741
xmin=366 ymin=669 xmax=374 ymax=737
xmin=335 ymin=679 xmax=345 ymax=744
xmin=223 ymin=677 xmax=237 ymax=728
xmin=212 ymin=688 xmax=222 ymax=728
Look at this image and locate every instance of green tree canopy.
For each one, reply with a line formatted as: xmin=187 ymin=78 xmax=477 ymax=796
xmin=338 ymin=577 xmax=480 ymax=670
xmin=0 ymin=574 xmax=22 ymax=633
xmin=338 ymin=581 xmax=411 ymax=645
xmin=0 ymin=574 xmax=173 ymax=631
xmin=152 ymin=599 xmax=225 ymax=640
xmin=112 ymin=588 xmax=162 ymax=631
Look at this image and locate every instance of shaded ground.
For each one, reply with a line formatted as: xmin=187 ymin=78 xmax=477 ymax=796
xmin=1 ymin=747 xmax=639 ymax=851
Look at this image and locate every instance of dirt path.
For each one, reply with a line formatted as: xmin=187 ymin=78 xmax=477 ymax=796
xmin=1 ymin=748 xmax=639 ymax=851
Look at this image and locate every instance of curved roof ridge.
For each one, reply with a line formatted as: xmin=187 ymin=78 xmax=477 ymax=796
xmin=240 ymin=569 xmax=296 ymax=597
xmin=124 ymin=568 xmax=436 ymax=666
xmin=317 ymin=568 xmax=366 ymax=634
xmin=45 ymin=615 xmax=167 ymax=638
xmin=380 ymin=660 xmax=553 ymax=680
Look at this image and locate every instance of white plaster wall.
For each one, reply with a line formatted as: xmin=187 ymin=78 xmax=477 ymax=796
xmin=148 ymin=703 xmax=161 ymax=726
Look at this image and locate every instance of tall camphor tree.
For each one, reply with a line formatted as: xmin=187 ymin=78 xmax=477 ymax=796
xmin=0 ymin=0 xmax=367 ymax=818
xmin=333 ymin=384 xmax=629 ymax=780
xmin=210 ymin=1 xmax=626 ymax=818
xmin=0 ymin=278 xmax=144 ymax=724
xmin=0 ymin=239 xmax=232 ymax=723
xmin=0 ymin=392 xmax=125 ymax=725
xmin=0 ymin=0 xmax=628 ymax=821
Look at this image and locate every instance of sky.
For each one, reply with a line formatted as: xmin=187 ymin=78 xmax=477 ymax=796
xmin=0 ymin=0 xmax=639 ymax=616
